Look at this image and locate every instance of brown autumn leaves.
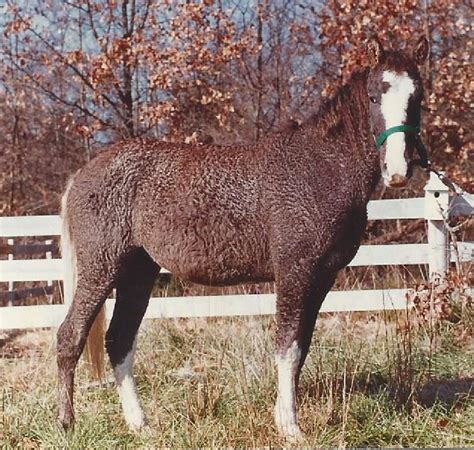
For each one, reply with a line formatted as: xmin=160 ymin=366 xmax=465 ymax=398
xmin=0 ymin=0 xmax=472 ymax=215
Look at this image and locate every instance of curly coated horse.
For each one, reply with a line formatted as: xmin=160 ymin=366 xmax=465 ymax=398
xmin=57 ymin=37 xmax=429 ymax=440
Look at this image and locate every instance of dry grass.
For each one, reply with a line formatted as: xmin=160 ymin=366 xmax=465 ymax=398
xmin=1 ymin=304 xmax=473 ymax=448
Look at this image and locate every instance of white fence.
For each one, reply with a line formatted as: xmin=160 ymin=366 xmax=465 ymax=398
xmin=0 ymin=172 xmax=472 ymax=330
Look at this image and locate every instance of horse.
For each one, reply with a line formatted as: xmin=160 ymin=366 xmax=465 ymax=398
xmin=57 ymin=37 xmax=429 ymax=440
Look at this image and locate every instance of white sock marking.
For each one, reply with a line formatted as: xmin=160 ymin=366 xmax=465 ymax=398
xmin=381 ymin=71 xmax=415 ymax=181
xmin=274 ymin=341 xmax=303 ymax=440
xmin=114 ymin=340 xmax=146 ymax=431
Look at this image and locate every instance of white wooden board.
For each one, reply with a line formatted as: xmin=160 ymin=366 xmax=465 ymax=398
xmin=0 ymin=215 xmax=61 ymax=237
xmin=0 ymin=289 xmax=410 ymax=330
xmin=0 ymin=259 xmax=64 ymax=282
xmin=367 ymin=198 xmax=425 ymax=220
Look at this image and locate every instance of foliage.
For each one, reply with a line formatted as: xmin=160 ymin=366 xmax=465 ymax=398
xmin=0 ymin=0 xmax=471 ymax=213
xmin=408 ymin=271 xmax=473 ymax=329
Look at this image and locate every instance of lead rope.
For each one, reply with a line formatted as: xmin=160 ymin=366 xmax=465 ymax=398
xmin=412 ymin=134 xmax=460 ymax=195
xmin=425 ymin=165 xmax=460 ymax=195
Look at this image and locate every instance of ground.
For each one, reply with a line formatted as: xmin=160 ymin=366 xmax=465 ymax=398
xmin=1 ymin=312 xmax=473 ymax=448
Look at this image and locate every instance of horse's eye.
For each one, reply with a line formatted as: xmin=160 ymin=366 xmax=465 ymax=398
xmin=370 ymin=96 xmax=378 ymax=104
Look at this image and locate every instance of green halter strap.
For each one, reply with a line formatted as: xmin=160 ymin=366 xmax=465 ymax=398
xmin=375 ymin=125 xmax=420 ymax=150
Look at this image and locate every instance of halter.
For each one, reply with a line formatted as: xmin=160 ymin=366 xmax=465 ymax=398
xmin=374 ymin=125 xmax=429 ymax=168
xmin=375 ymin=125 xmax=419 ymax=149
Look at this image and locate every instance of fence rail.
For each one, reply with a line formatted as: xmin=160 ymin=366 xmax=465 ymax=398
xmin=0 ymin=290 xmax=413 ymax=330
xmin=0 ymin=172 xmax=472 ymax=330
xmin=2 ymin=242 xmax=473 ymax=284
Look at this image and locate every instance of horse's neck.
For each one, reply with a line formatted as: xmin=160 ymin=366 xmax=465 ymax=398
xmin=302 ymin=74 xmax=380 ymax=202
xmin=324 ymin=73 xmax=372 ymax=149
xmin=338 ymin=76 xmax=380 ymax=199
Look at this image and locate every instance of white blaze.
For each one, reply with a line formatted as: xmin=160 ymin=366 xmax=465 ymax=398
xmin=114 ymin=340 xmax=147 ymax=431
xmin=274 ymin=341 xmax=303 ymax=441
xmin=381 ymin=71 xmax=415 ymax=180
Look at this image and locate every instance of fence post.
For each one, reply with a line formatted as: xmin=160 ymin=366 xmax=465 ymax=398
xmin=45 ymin=239 xmax=53 ymax=304
xmin=424 ymin=171 xmax=450 ymax=281
xmin=7 ymin=238 xmax=14 ymax=307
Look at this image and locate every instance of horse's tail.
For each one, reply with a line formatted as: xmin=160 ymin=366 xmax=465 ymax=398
xmin=61 ymin=175 xmax=105 ymax=380
xmin=84 ymin=305 xmax=106 ymax=380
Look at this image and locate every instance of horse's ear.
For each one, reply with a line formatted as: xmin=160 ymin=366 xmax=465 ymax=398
xmin=366 ymin=37 xmax=385 ymax=67
xmin=413 ymin=36 xmax=429 ymax=65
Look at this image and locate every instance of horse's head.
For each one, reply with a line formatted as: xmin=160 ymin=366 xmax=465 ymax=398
xmin=366 ymin=37 xmax=429 ymax=188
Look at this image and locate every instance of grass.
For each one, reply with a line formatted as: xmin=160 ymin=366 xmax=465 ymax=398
xmin=1 ymin=301 xmax=473 ymax=448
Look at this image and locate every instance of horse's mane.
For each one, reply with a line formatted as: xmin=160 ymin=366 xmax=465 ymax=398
xmin=305 ymin=69 xmax=370 ymax=138
xmin=267 ymin=51 xmax=420 ymax=145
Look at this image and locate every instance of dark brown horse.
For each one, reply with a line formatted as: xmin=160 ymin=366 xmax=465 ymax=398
xmin=57 ymin=37 xmax=428 ymax=440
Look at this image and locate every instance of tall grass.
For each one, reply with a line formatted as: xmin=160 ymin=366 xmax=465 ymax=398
xmin=1 ymin=294 xmax=472 ymax=448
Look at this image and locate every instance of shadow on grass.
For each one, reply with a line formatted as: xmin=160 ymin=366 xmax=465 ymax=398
xmin=301 ymin=373 xmax=473 ymax=411
xmin=417 ymin=377 xmax=474 ymax=408
xmin=0 ymin=329 xmax=28 ymax=358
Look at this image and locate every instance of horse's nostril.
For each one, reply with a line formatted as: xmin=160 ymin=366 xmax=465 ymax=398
xmin=389 ymin=174 xmax=408 ymax=188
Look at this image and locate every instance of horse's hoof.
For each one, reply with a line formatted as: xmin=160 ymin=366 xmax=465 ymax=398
xmin=275 ymin=403 xmax=304 ymax=442
xmin=138 ymin=424 xmax=153 ymax=435
xmin=276 ymin=417 xmax=305 ymax=442
xmin=126 ymin=416 xmax=148 ymax=433
xmin=58 ymin=415 xmax=75 ymax=432
xmin=128 ymin=424 xmax=146 ymax=433
xmin=282 ymin=425 xmax=304 ymax=443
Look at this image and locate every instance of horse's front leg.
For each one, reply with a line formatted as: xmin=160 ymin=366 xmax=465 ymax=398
xmin=274 ymin=265 xmax=336 ymax=441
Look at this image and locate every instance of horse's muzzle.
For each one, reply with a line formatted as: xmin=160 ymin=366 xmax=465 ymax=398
xmin=387 ymin=174 xmax=409 ymax=188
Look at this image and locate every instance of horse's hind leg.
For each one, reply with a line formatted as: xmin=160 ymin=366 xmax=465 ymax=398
xmin=105 ymin=248 xmax=159 ymax=431
xmin=57 ymin=261 xmax=117 ymax=430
